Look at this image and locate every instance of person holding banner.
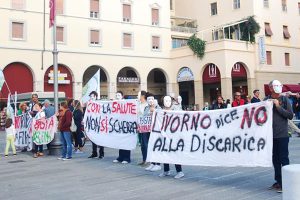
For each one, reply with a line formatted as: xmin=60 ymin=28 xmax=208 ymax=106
xmin=143 ymin=93 xmax=162 ymax=171
xmin=4 ymin=118 xmax=16 ymax=157
xmin=232 ymin=92 xmax=245 ymax=107
xmin=58 ymin=102 xmax=73 ymax=161
xmin=28 ymin=93 xmax=39 ymax=117
xmin=137 ymin=91 xmax=148 ymax=166
xmin=265 ymin=80 xmax=293 ymax=193
xmin=86 ymin=91 xmax=105 ymax=159
xmin=159 ymin=95 xmax=184 ymax=179
xmin=17 ymin=102 xmax=28 ymax=116
xmin=33 ymin=103 xmax=46 ymax=158
xmin=113 ymin=91 xmax=131 ymax=164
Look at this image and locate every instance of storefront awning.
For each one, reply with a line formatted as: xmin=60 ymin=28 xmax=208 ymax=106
xmin=264 ymin=84 xmax=300 ymax=96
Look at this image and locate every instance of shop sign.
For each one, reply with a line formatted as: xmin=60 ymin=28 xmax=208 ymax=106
xmin=48 ymin=70 xmax=70 ymax=84
xmin=118 ymin=77 xmax=139 ymax=83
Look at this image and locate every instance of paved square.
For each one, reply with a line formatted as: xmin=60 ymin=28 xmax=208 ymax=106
xmin=1 ymin=131 xmax=299 ymax=200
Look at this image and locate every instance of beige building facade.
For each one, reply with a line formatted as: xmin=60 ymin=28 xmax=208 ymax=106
xmin=0 ymin=0 xmax=300 ymax=109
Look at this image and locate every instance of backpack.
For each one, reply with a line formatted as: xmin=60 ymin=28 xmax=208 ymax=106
xmin=70 ymin=110 xmax=77 ymax=132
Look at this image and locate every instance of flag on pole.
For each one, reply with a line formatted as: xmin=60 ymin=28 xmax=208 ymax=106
xmin=82 ymin=69 xmax=101 ymax=104
xmin=49 ymin=0 xmax=56 ymax=28
xmin=0 ymin=69 xmax=4 ymax=91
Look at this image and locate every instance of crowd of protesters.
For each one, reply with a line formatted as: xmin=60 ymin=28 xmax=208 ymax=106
xmin=1 ymin=79 xmax=299 ymax=192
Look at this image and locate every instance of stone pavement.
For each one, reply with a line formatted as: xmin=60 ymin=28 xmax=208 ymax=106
xmin=0 ymin=131 xmax=299 ymax=200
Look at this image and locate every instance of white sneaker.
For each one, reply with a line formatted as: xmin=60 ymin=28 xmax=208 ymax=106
xmin=113 ymin=159 xmax=120 ymax=163
xmin=150 ymin=165 xmax=161 ymax=172
xmin=57 ymin=157 xmax=64 ymax=160
xmin=145 ymin=164 xmax=155 ymax=171
xmin=75 ymin=150 xmax=83 ymax=154
xmin=159 ymin=171 xmax=171 ymax=177
xmin=121 ymin=161 xmax=129 ymax=164
xmin=174 ymin=172 xmax=185 ymax=179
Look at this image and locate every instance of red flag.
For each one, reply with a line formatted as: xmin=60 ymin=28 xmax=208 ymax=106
xmin=49 ymin=0 xmax=56 ymax=28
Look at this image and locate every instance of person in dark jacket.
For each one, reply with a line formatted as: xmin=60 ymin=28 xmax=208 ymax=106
xmin=57 ymin=101 xmax=73 ymax=160
xmin=73 ymin=100 xmax=84 ymax=153
xmin=211 ymin=96 xmax=226 ymax=110
xmin=265 ymin=80 xmax=293 ymax=193
xmin=293 ymin=93 xmax=300 ymax=128
xmin=251 ymin=89 xmax=261 ymax=103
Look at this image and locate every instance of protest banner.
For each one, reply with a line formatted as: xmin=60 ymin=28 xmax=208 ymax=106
xmin=146 ymin=101 xmax=273 ymax=167
xmin=84 ymin=99 xmax=138 ymax=150
xmin=32 ymin=115 xmax=57 ymax=145
xmin=137 ymin=113 xmax=152 ymax=133
xmin=14 ymin=113 xmax=33 ymax=150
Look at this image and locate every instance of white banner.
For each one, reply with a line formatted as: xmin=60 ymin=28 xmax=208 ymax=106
xmin=82 ymin=69 xmax=100 ymax=104
xmin=14 ymin=113 xmax=33 ymax=150
xmin=83 ymin=99 xmax=138 ymax=150
xmin=147 ymin=101 xmax=273 ymax=167
xmin=32 ymin=115 xmax=57 ymax=145
xmin=0 ymin=69 xmax=4 ymax=91
xmin=137 ymin=113 xmax=152 ymax=133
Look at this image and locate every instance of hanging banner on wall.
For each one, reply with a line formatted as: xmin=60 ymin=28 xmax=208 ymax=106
xmin=146 ymin=101 xmax=273 ymax=167
xmin=32 ymin=115 xmax=57 ymax=145
xmin=258 ymin=36 xmax=267 ymax=64
xmin=83 ymin=99 xmax=138 ymax=150
xmin=14 ymin=113 xmax=33 ymax=150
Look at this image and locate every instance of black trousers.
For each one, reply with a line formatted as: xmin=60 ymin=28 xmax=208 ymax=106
xmin=92 ymin=142 xmax=104 ymax=157
xmin=164 ymin=164 xmax=182 ymax=172
xmin=273 ymin=137 xmax=290 ymax=185
xmin=117 ymin=149 xmax=131 ymax=162
xmin=141 ymin=132 xmax=150 ymax=162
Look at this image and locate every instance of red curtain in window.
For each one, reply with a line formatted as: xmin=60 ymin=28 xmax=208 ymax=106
xmin=123 ymin=33 xmax=132 ymax=47
xmin=283 ymin=26 xmax=291 ymax=39
xmin=265 ymin=23 xmax=273 ymax=36
xmin=12 ymin=22 xmax=23 ymax=38
xmin=90 ymin=30 xmax=99 ymax=43
xmin=90 ymin=0 xmax=99 ymax=12
xmin=56 ymin=27 xmax=64 ymax=42
xmin=152 ymin=8 xmax=159 ymax=24
xmin=56 ymin=0 xmax=64 ymax=14
xmin=12 ymin=0 xmax=24 ymax=9
xmin=123 ymin=4 xmax=131 ymax=20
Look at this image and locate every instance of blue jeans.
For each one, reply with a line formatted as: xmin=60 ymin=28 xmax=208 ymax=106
xmin=295 ymin=112 xmax=300 ymax=128
xmin=273 ymin=137 xmax=289 ymax=185
xmin=61 ymin=131 xmax=72 ymax=158
xmin=141 ymin=132 xmax=150 ymax=162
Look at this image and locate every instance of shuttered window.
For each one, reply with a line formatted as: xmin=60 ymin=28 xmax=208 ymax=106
xmin=90 ymin=30 xmax=100 ymax=45
xmin=90 ymin=0 xmax=99 ymax=18
xmin=123 ymin=33 xmax=132 ymax=48
xmin=265 ymin=23 xmax=273 ymax=37
xmin=152 ymin=8 xmax=159 ymax=26
xmin=152 ymin=36 xmax=160 ymax=50
xmin=283 ymin=26 xmax=291 ymax=39
xmin=123 ymin=4 xmax=131 ymax=22
xmin=285 ymin=53 xmax=290 ymax=66
xmin=56 ymin=0 xmax=64 ymax=15
xmin=56 ymin=26 xmax=64 ymax=42
xmin=12 ymin=0 xmax=25 ymax=10
xmin=266 ymin=51 xmax=272 ymax=65
xmin=12 ymin=22 xmax=24 ymax=39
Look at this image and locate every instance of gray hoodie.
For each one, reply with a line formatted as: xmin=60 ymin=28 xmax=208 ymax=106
xmin=264 ymin=96 xmax=293 ymax=138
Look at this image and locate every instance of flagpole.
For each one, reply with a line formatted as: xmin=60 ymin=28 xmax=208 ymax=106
xmin=50 ymin=0 xmax=61 ymax=155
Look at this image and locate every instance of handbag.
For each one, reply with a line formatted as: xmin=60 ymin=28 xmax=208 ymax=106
xmin=70 ymin=116 xmax=77 ymax=132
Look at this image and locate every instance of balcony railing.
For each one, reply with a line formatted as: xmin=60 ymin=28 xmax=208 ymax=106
xmin=171 ymin=25 xmax=197 ymax=34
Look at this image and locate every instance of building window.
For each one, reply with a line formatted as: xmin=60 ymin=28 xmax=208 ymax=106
xmin=90 ymin=0 xmax=99 ymax=18
xmin=56 ymin=26 xmax=64 ymax=42
xmin=211 ymin=2 xmax=218 ymax=16
xmin=152 ymin=36 xmax=160 ymax=50
xmin=264 ymin=23 xmax=273 ymax=37
xmin=285 ymin=53 xmax=290 ymax=66
xmin=263 ymin=0 xmax=269 ymax=8
xmin=282 ymin=0 xmax=287 ymax=12
xmin=11 ymin=22 xmax=24 ymax=39
xmin=298 ymin=2 xmax=300 ymax=15
xmin=266 ymin=51 xmax=272 ymax=65
xmin=283 ymin=26 xmax=291 ymax=39
xmin=233 ymin=0 xmax=240 ymax=9
xmin=11 ymin=0 xmax=25 ymax=10
xmin=90 ymin=30 xmax=100 ymax=45
xmin=123 ymin=33 xmax=132 ymax=48
xmin=123 ymin=4 xmax=131 ymax=22
xmin=56 ymin=0 xmax=64 ymax=15
xmin=151 ymin=8 xmax=159 ymax=26
xmin=172 ymin=38 xmax=188 ymax=48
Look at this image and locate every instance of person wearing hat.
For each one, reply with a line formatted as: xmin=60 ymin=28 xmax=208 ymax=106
xmin=232 ymin=92 xmax=245 ymax=107
xmin=251 ymin=89 xmax=261 ymax=103
xmin=265 ymin=80 xmax=293 ymax=193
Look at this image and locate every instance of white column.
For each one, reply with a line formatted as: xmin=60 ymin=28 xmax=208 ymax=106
xmin=221 ymin=77 xmax=233 ymax=101
xmin=109 ymin=81 xmax=117 ymax=99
